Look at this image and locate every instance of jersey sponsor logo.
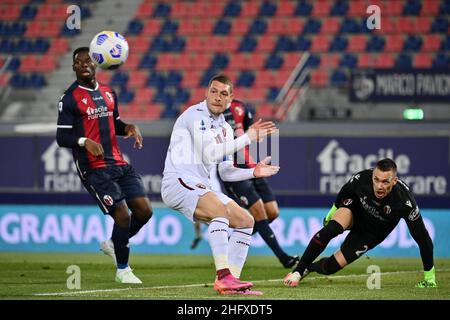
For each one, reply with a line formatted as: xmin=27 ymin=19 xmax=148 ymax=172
xmin=355 ymin=245 xmax=369 ymax=257
xmin=103 ymin=195 xmax=114 ymax=206
xmin=86 ymin=105 xmax=113 ymax=120
xmin=105 ymin=91 xmax=113 ymax=102
xmin=408 ymin=206 xmax=420 ymax=221
xmin=405 ymin=200 xmax=412 ymax=208
xmin=81 ymin=98 xmax=87 ymax=104
xmin=359 ymin=196 xmax=387 ymax=222
xmin=343 ymin=198 xmax=353 ymax=206
xmin=384 ymin=205 xmax=391 ymax=215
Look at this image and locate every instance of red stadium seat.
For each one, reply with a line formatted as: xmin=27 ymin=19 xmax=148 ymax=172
xmin=133 ymin=88 xmax=154 ymax=104
xmin=276 ymin=1 xmax=295 ymax=16
xmin=318 ymin=53 xmax=340 ymax=68
xmin=19 ymin=55 xmax=39 ymax=72
xmin=285 ymin=18 xmax=304 ymax=34
xmin=256 ymin=104 xmax=274 ymax=119
xmin=312 ymin=1 xmax=331 ymax=16
xmin=256 ymin=36 xmax=277 ymax=52
xmin=415 ymin=17 xmax=431 ymax=33
xmin=127 ymin=36 xmax=150 ymax=53
xmin=48 ymin=38 xmax=68 ymax=54
xmin=310 ymin=69 xmax=329 ymax=87
xmin=181 ymin=71 xmax=202 ymax=88
xmin=375 ymin=53 xmax=395 ymax=68
xmin=127 ymin=70 xmax=148 ymax=89
xmin=96 ymin=71 xmax=112 ymax=85
xmin=420 ymin=0 xmax=440 ymax=16
xmin=0 ymin=73 xmax=11 ymax=87
xmin=380 ymin=0 xmax=403 ymax=16
xmin=0 ymin=6 xmax=20 ymax=21
xmin=38 ymin=55 xmax=57 ymax=72
xmin=398 ymin=17 xmax=416 ymax=34
xmin=347 ymin=35 xmax=367 ymax=52
xmin=421 ymin=35 xmax=442 ymax=52
xmin=283 ymin=52 xmax=303 ymax=69
xmin=310 ymin=36 xmax=330 ymax=53
xmin=384 ymin=35 xmax=404 ymax=52
xmin=267 ymin=18 xmax=287 ymax=35
xmin=347 ymin=0 xmax=366 ymax=16
xmin=121 ymin=53 xmax=140 ymax=71
xmin=142 ymin=104 xmax=162 ymax=120
xmin=171 ymin=2 xmax=190 ymax=18
xmin=231 ymin=19 xmax=250 ymax=35
xmin=241 ymin=1 xmax=260 ymax=17
xmin=135 ymin=2 xmax=152 ymax=18
xmin=358 ymin=53 xmax=375 ymax=68
xmin=414 ymin=53 xmax=433 ymax=68
xmin=320 ymin=17 xmax=341 ymax=34
xmin=142 ymin=19 xmax=162 ymax=36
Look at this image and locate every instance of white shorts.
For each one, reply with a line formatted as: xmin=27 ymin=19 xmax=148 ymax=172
xmin=161 ymin=174 xmax=233 ymax=222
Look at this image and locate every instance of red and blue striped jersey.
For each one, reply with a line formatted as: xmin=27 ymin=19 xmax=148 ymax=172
xmin=56 ymin=81 xmax=127 ymax=173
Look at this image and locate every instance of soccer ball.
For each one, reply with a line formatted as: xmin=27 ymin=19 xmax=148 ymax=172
xmin=89 ymin=31 xmax=129 ymax=70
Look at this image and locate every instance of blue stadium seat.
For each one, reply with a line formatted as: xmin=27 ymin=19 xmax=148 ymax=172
xmin=340 ymin=53 xmax=357 ymax=68
xmin=340 ymin=18 xmax=360 ymax=33
xmin=20 ymin=5 xmax=37 ymax=20
xmin=306 ymin=54 xmax=321 ymax=68
xmin=395 ymin=53 xmax=412 ymax=68
xmin=432 ymin=53 xmax=449 ymax=68
xmin=330 ymin=1 xmax=349 ymax=16
xmin=173 ymin=88 xmax=190 ymax=103
xmin=238 ymin=36 xmax=257 ymax=52
xmin=111 ymin=72 xmax=129 ymax=87
xmin=33 ymin=38 xmax=50 ymax=53
xmin=147 ymin=72 xmax=166 ymax=89
xmin=330 ymin=70 xmax=348 ymax=86
xmin=170 ymin=36 xmax=186 ymax=52
xmin=264 ymin=54 xmax=284 ymax=69
xmin=329 ymin=36 xmax=348 ymax=51
xmin=166 ymin=71 xmax=182 ymax=86
xmin=295 ymin=36 xmax=311 ymax=51
xmin=160 ymin=20 xmax=178 ymax=35
xmin=274 ymin=36 xmax=295 ymax=52
xmin=431 ymin=17 xmax=449 ymax=33
xmin=127 ymin=20 xmax=143 ymax=35
xmin=139 ymin=55 xmax=157 ymax=69
xmin=366 ymin=36 xmax=385 ymax=52
xmin=29 ymin=73 xmax=46 ymax=88
xmin=6 ymin=56 xmax=20 ymax=71
xmin=236 ymin=71 xmax=255 ymax=87
xmin=118 ymin=89 xmax=134 ymax=104
xmin=441 ymin=1 xmax=450 ymax=15
xmin=441 ymin=36 xmax=450 ymax=51
xmin=223 ymin=2 xmax=241 ymax=17
xmin=403 ymin=35 xmax=422 ymax=51
xmin=248 ymin=19 xmax=267 ymax=35
xmin=259 ymin=1 xmax=277 ymax=17
xmin=303 ymin=19 xmax=321 ymax=34
xmin=266 ymin=87 xmax=280 ymax=101
xmin=403 ymin=0 xmax=422 ymax=15
xmin=210 ymin=54 xmax=229 ymax=69
xmin=153 ymin=3 xmax=171 ymax=17
xmin=213 ymin=19 xmax=231 ymax=35
xmin=294 ymin=1 xmax=312 ymax=16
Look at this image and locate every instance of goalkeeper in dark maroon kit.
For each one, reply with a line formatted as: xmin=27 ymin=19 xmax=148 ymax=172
xmin=56 ymin=47 xmax=153 ymax=284
xmin=285 ymin=158 xmax=436 ymax=288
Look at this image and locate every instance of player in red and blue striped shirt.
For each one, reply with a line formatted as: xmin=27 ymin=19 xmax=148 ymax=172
xmin=56 ymin=47 xmax=152 ymax=284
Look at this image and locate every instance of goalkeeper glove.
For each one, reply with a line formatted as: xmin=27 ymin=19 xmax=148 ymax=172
xmin=323 ymin=204 xmax=337 ymax=226
xmin=415 ymin=266 xmax=437 ymax=288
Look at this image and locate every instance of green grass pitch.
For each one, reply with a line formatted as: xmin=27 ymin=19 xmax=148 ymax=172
xmin=0 ymin=253 xmax=448 ymax=300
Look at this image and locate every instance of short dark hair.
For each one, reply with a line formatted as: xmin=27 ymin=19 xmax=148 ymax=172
xmin=376 ymin=158 xmax=397 ymax=173
xmin=73 ymin=47 xmax=89 ymax=62
xmin=208 ymin=74 xmax=233 ymax=93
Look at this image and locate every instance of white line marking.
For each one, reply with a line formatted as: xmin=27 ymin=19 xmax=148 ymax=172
xmin=33 ymin=268 xmax=448 ymax=297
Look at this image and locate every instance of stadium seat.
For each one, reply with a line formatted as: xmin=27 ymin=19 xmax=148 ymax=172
xmin=319 ymin=53 xmax=340 ymax=68
xmin=347 ymin=35 xmax=367 ymax=52
xmin=255 ymin=104 xmax=274 ymax=119
xmin=347 ymin=1 xmax=366 ymax=16
xmin=420 ymin=1 xmax=439 ymax=16
xmin=282 ymin=53 xmax=303 ymax=69
xmin=312 ymin=1 xmax=331 ymax=16
xmin=421 ymin=34 xmax=442 ymax=52
xmin=320 ymin=17 xmax=341 ymax=34
xmin=127 ymin=70 xmax=148 ymax=88
xmin=414 ymin=53 xmax=433 ymax=68
xmin=395 ymin=53 xmax=412 ymax=68
xmin=258 ymin=1 xmax=277 ymax=17
xmin=375 ymin=53 xmax=395 ymax=68
xmin=310 ymin=69 xmax=329 ymax=87
xmin=241 ymin=1 xmax=260 ymax=17
xmin=310 ymin=36 xmax=330 ymax=53
xmin=276 ymin=1 xmax=295 ymax=16
xmin=384 ymin=35 xmax=404 ymax=52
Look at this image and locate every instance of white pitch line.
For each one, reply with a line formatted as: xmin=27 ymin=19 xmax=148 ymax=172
xmin=33 ymin=268 xmax=447 ymax=297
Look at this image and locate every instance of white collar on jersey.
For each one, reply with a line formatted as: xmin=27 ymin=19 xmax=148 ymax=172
xmin=78 ymin=81 xmax=99 ymax=91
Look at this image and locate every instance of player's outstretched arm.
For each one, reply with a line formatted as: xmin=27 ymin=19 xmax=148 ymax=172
xmin=218 ymin=156 xmax=280 ymax=182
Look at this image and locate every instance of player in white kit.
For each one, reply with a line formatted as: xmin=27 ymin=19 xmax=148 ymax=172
xmin=161 ymin=75 xmax=279 ymax=295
